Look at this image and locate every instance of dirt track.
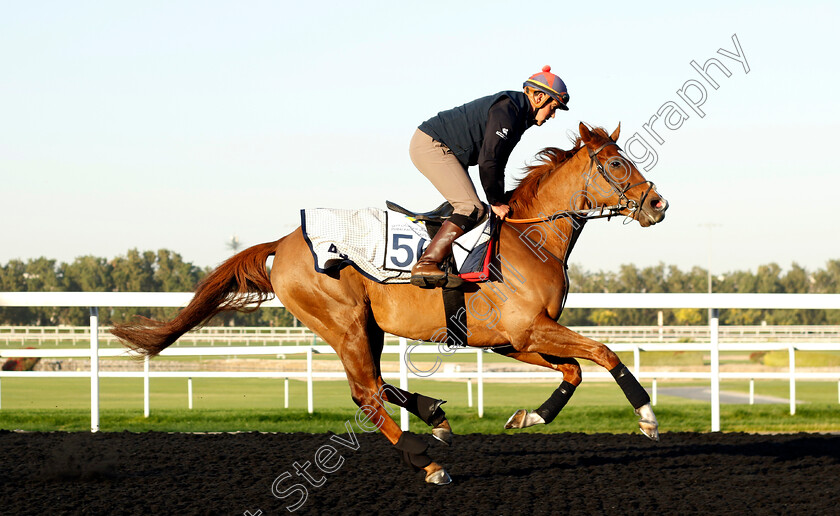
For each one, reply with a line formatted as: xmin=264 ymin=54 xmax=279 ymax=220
xmin=3 ymin=430 xmax=838 ymax=515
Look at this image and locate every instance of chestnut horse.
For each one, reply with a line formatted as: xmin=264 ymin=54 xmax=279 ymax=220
xmin=112 ymin=123 xmax=668 ymax=485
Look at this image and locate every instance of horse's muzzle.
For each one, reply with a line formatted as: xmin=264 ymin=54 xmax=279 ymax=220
xmin=638 ymin=196 xmax=668 ymax=227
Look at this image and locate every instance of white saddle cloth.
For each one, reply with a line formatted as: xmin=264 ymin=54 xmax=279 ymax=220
xmin=301 ymin=207 xmax=491 ymax=284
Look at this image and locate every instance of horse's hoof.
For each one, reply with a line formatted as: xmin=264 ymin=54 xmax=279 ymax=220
xmin=504 ymin=409 xmax=545 ymax=429
xmin=432 ymin=420 xmax=453 ymax=446
xmin=635 ymin=403 xmax=660 ymax=442
xmin=424 ymin=468 xmax=452 ymax=485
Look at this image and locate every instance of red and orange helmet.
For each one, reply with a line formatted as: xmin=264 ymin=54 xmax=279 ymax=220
xmin=524 ymin=65 xmax=570 ymax=110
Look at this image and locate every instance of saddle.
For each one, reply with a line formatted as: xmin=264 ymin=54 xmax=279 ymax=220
xmin=385 ymin=200 xmax=493 ymax=271
xmin=385 ymin=201 xmax=453 ymax=224
xmin=386 ymin=200 xmax=491 ymax=240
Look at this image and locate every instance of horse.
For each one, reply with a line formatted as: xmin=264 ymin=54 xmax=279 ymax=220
xmin=111 ymin=122 xmax=668 ymax=485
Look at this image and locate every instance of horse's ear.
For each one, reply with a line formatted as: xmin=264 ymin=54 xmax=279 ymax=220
xmin=579 ymin=122 xmax=592 ymax=143
xmin=610 ymin=123 xmax=621 ymax=142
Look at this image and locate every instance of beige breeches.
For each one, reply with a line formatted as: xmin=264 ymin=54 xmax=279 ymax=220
xmin=408 ymin=129 xmax=486 ymax=218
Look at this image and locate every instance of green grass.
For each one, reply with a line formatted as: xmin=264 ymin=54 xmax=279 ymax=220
xmin=762 ymin=350 xmax=840 ymax=367
xmin=0 ymin=343 xmax=762 ymax=368
xmin=1 ymin=405 xmax=837 ymax=434
xmin=1 ymin=377 xmax=839 ymax=433
xmin=616 ymin=351 xmax=707 ymax=367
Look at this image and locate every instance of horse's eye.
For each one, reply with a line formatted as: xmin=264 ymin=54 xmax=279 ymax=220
xmin=610 ymin=160 xmax=622 ymax=168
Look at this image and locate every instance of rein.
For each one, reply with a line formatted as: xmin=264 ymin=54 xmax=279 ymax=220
xmin=506 ymin=141 xmax=656 ymax=225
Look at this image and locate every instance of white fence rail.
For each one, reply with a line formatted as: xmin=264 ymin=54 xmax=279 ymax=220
xmin=5 ymin=324 xmax=840 ymax=346
xmin=1 ymin=292 xmax=839 ymax=433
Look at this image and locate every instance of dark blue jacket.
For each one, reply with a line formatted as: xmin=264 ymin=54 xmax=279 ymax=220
xmin=418 ymin=91 xmax=535 ymax=205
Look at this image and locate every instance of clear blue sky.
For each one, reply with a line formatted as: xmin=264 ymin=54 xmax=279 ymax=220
xmin=1 ymin=1 xmax=838 ymax=276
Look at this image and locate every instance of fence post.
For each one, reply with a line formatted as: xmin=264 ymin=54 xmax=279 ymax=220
xmin=90 ymin=307 xmax=100 ymax=433
xmin=633 ymin=345 xmax=640 ymax=377
xmin=658 ymin=311 xmax=664 ymax=341
xmin=710 ymin=308 xmax=720 ymax=432
xmin=306 ymin=347 xmax=313 ymax=414
xmin=398 ymin=337 xmax=409 ymax=431
xmin=789 ymin=344 xmax=796 ymax=416
xmin=749 ymin=378 xmax=754 ymax=405
xmin=144 ymin=355 xmax=150 ymax=418
xmin=477 ymin=348 xmax=484 ymax=418
xmin=652 ymin=378 xmax=657 ymax=407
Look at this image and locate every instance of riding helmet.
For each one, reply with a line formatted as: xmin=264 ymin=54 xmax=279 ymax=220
xmin=524 ymin=65 xmax=570 ymax=110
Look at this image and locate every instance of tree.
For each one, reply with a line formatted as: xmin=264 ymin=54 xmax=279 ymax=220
xmin=111 ymin=249 xmax=157 ymax=292
xmin=0 ymin=260 xmax=33 ymax=324
xmin=755 ymin=263 xmax=784 ymax=293
xmin=146 ymin=250 xmax=205 ymax=321
xmin=812 ymin=260 xmax=840 ymax=323
xmin=154 ymin=250 xmax=202 ymax=292
xmin=60 ymin=256 xmax=114 ymax=325
xmin=674 ymin=308 xmax=704 ymax=325
xmin=589 ymin=309 xmax=619 ymax=325
xmin=3 ymin=254 xmax=840 ymax=326
xmin=665 ymin=265 xmax=707 ymax=293
xmin=62 ymin=256 xmax=113 ymax=291
xmin=812 ymin=259 xmax=840 ymax=294
xmin=23 ymin=258 xmax=61 ymax=291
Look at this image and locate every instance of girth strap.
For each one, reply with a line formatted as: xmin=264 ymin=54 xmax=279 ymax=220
xmin=442 ymin=287 xmax=468 ymax=348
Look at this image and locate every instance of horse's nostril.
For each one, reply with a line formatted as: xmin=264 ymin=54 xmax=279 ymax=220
xmin=651 ymin=199 xmax=667 ymax=211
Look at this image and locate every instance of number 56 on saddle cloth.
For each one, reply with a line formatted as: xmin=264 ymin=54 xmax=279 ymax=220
xmin=301 ymin=207 xmax=493 ymax=284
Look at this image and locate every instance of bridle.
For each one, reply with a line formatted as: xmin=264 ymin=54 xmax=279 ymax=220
xmin=506 ymin=141 xmax=657 ymax=225
xmin=587 ymin=141 xmax=657 ymax=223
xmin=499 ymin=140 xmax=660 ymax=305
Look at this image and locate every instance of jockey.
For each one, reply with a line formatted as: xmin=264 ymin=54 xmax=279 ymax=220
xmin=409 ymin=65 xmax=570 ymax=289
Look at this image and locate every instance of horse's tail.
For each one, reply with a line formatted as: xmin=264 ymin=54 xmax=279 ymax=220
xmin=111 ymin=240 xmax=280 ymax=357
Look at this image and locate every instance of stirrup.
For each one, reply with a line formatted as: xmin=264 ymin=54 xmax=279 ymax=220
xmin=410 ymin=272 xmax=463 ymax=289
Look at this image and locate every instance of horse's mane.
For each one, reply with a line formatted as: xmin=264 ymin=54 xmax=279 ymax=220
xmin=509 ymin=126 xmax=613 ymax=209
